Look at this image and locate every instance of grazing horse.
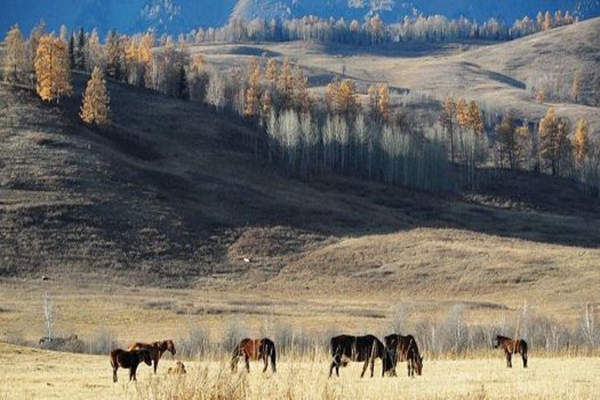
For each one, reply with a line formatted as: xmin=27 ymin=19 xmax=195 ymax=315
xmin=128 ymin=340 xmax=176 ymax=374
xmin=494 ymin=335 xmax=528 ymax=368
xmin=110 ymin=349 xmax=152 ymax=382
xmin=167 ymin=361 xmax=187 ymax=375
xmin=231 ymin=338 xmax=277 ymax=373
xmin=329 ymin=334 xmax=394 ymax=378
xmin=384 ymin=334 xmax=423 ymax=377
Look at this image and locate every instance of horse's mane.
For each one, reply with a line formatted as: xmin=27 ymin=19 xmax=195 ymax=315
xmin=496 ymin=335 xmax=512 ymax=341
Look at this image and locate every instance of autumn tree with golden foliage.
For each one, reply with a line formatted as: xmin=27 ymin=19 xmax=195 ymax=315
xmin=35 ymin=34 xmax=72 ymax=103
xmin=277 ymin=57 xmax=294 ymax=108
xmin=543 ymin=11 xmax=552 ymax=31
xmin=378 ymin=84 xmax=391 ymax=123
xmin=573 ymin=119 xmax=589 ymax=166
xmin=265 ymin=58 xmax=278 ymax=87
xmin=539 ymin=107 xmax=570 ymax=176
xmin=440 ymin=96 xmax=457 ymax=163
xmin=294 ymin=66 xmax=311 ymax=114
xmin=3 ymin=24 xmax=26 ymax=83
xmin=80 ymin=66 xmax=110 ymax=126
xmin=495 ymin=114 xmax=519 ymax=169
xmin=244 ymin=58 xmax=261 ymax=118
xmin=138 ymin=32 xmax=154 ymax=88
xmin=536 ymin=89 xmax=545 ymax=104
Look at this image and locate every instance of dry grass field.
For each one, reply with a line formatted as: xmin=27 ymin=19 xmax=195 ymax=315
xmin=0 ymin=343 xmax=598 ymax=400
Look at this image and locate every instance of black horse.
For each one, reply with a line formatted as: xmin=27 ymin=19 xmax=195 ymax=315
xmin=384 ymin=334 xmax=423 ymax=377
xmin=329 ymin=334 xmax=394 ymax=378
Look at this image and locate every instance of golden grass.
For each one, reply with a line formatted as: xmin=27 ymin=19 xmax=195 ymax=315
xmin=0 ymin=343 xmax=598 ymax=400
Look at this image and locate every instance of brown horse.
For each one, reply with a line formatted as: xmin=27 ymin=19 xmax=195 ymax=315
xmin=110 ymin=349 xmax=152 ymax=382
xmin=384 ymin=334 xmax=423 ymax=377
xmin=128 ymin=340 xmax=176 ymax=374
xmin=231 ymin=338 xmax=277 ymax=373
xmin=494 ymin=335 xmax=528 ymax=368
xmin=329 ymin=334 xmax=394 ymax=378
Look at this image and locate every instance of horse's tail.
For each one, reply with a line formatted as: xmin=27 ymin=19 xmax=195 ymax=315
xmin=270 ymin=342 xmax=277 ymax=373
xmin=521 ymin=340 xmax=528 ymax=367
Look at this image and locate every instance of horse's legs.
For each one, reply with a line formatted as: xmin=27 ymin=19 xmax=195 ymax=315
xmin=244 ymin=354 xmax=250 ymax=373
xmin=360 ymin=358 xmax=369 ymax=378
xmin=262 ymin=353 xmax=268 ymax=373
xmin=505 ymin=351 xmax=512 ymax=368
xmin=153 ymin=357 xmax=159 ymax=374
xmin=370 ymin=355 xmax=375 ymax=378
xmin=522 ymin=352 xmax=528 ymax=368
xmin=113 ymin=366 xmax=118 ymax=383
xmin=329 ymin=353 xmax=340 ymax=378
xmin=130 ymin=365 xmax=138 ymax=381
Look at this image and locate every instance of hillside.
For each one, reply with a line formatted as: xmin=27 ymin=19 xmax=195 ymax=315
xmin=215 ymin=17 xmax=599 ymax=133
xmin=1 ymin=59 xmax=600 ymax=319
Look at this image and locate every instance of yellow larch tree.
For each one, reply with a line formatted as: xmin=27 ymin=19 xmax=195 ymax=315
xmin=35 ymin=34 xmax=72 ymax=103
xmin=264 ymin=58 xmax=278 ymax=87
xmin=244 ymin=58 xmax=261 ymax=118
xmin=277 ymin=57 xmax=294 ymax=108
xmin=80 ymin=66 xmax=110 ymax=126
xmin=543 ymin=11 xmax=552 ymax=31
xmin=378 ymin=84 xmax=391 ymax=123
xmin=294 ymin=66 xmax=311 ymax=114
xmin=573 ymin=119 xmax=589 ymax=166
xmin=3 ymin=24 xmax=26 ymax=83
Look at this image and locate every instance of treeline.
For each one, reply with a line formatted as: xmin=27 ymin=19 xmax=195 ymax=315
xmin=186 ymin=9 xmax=576 ymax=46
xmin=2 ymin=21 xmax=599 ymax=195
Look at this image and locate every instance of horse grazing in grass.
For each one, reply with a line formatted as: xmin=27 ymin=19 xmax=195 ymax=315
xmin=128 ymin=340 xmax=176 ymax=374
xmin=494 ymin=335 xmax=528 ymax=368
xmin=110 ymin=349 xmax=152 ymax=382
xmin=384 ymin=334 xmax=423 ymax=377
xmin=231 ymin=338 xmax=277 ymax=373
xmin=329 ymin=334 xmax=394 ymax=378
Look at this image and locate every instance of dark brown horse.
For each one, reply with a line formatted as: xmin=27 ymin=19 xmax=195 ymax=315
xmin=231 ymin=338 xmax=277 ymax=373
xmin=329 ymin=334 xmax=394 ymax=378
xmin=110 ymin=349 xmax=152 ymax=382
xmin=384 ymin=334 xmax=423 ymax=377
xmin=128 ymin=340 xmax=176 ymax=374
xmin=494 ymin=335 xmax=528 ymax=368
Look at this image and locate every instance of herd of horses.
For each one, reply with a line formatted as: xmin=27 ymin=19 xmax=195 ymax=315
xmin=109 ymin=334 xmax=528 ymax=382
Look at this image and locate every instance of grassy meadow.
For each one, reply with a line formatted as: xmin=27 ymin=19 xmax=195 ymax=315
xmin=0 ymin=343 xmax=598 ymax=400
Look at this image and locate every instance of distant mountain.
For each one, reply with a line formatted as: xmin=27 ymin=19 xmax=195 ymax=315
xmin=3 ymin=0 xmax=599 ymax=38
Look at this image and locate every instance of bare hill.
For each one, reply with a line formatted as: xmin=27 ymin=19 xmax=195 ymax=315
xmin=1 ymin=63 xmax=600 ymax=319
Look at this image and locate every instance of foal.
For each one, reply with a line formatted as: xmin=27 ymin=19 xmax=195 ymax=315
xmin=128 ymin=340 xmax=176 ymax=374
xmin=110 ymin=349 xmax=152 ymax=382
xmin=494 ymin=335 xmax=528 ymax=368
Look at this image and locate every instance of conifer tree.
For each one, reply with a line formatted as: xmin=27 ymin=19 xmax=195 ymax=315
xmin=367 ymin=84 xmax=379 ymax=120
xmin=539 ymin=107 xmax=569 ymax=176
xmin=440 ymin=96 xmax=457 ymax=163
xmin=277 ymin=57 xmax=294 ymax=109
xmin=265 ymin=58 xmax=278 ymax=87
xmin=244 ymin=58 xmax=261 ymax=117
xmin=138 ymin=32 xmax=154 ymax=88
xmin=75 ymin=28 xmax=86 ymax=69
xmin=294 ymin=66 xmax=311 ymax=114
xmin=105 ymin=30 xmax=122 ymax=79
xmin=543 ymin=11 xmax=552 ymax=31
xmin=68 ymin=34 xmax=75 ymax=69
xmin=378 ymin=84 xmax=391 ymax=123
xmin=35 ymin=34 xmax=72 ymax=103
xmin=573 ymin=119 xmax=589 ymax=166
xmin=59 ymin=24 xmax=68 ymax=43
xmin=80 ymin=66 xmax=110 ymax=126
xmin=27 ymin=20 xmax=46 ymax=74
xmin=3 ymin=24 xmax=26 ymax=83
xmin=85 ymin=28 xmax=104 ymax=72
xmin=496 ymin=114 xmax=518 ymax=168
xmin=536 ymin=11 xmax=544 ymax=29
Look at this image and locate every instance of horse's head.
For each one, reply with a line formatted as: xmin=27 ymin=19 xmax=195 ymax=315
xmin=493 ymin=335 xmax=502 ymax=348
xmin=166 ymin=340 xmax=176 ymax=356
xmin=140 ymin=350 xmax=153 ymax=366
xmin=382 ymin=348 xmax=396 ymax=375
xmin=414 ymin=355 xmax=423 ymax=376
